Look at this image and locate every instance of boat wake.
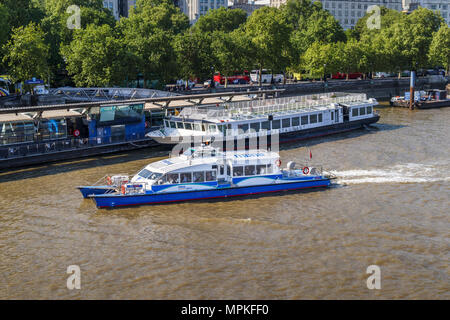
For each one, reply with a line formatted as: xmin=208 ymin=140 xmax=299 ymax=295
xmin=330 ymin=163 xmax=450 ymax=185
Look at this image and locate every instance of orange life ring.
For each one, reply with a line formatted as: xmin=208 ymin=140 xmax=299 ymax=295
xmin=303 ymin=167 xmax=310 ymax=175
xmin=121 ymin=185 xmax=126 ymax=195
xmin=106 ymin=176 xmax=112 ymax=185
xmin=275 ymin=159 xmax=282 ymax=167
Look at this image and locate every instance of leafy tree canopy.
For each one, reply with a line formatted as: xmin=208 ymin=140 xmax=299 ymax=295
xmin=193 ymin=7 xmax=248 ymax=34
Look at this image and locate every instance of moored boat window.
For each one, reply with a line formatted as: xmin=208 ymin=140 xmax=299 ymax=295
xmin=164 ymin=120 xmax=170 ymax=127
xmin=250 ymin=122 xmax=260 ymax=132
xmin=310 ymin=114 xmax=318 ymax=124
xmin=176 ymin=122 xmax=184 ymax=129
xmin=167 ymin=173 xmax=180 ymax=184
xmin=233 ymin=166 xmax=243 ymax=176
xmin=282 ymin=118 xmax=290 ymax=128
xmin=367 ymin=106 xmax=372 ymax=114
xmin=245 ymin=165 xmax=256 ymax=176
xmin=261 ymin=121 xmax=270 ymax=130
xmin=184 ymin=123 xmax=192 ymax=130
xmin=301 ymin=116 xmax=308 ymax=125
xmin=360 ymin=107 xmax=366 ymax=115
xmin=272 ymin=119 xmax=281 ymax=129
xmin=352 ymin=108 xmax=358 ymax=117
xmin=193 ymin=123 xmax=201 ymax=131
xmin=180 ymin=172 xmax=192 ymax=183
xmin=331 ymin=112 xmax=334 ymax=121
xmin=205 ymin=171 xmax=217 ymax=181
xmin=170 ymin=121 xmax=176 ymax=128
xmin=292 ymin=117 xmax=300 ymax=126
xmin=238 ymin=123 xmax=249 ymax=133
xmin=208 ymin=124 xmax=217 ymax=132
xmin=318 ymin=113 xmax=323 ymax=122
xmin=193 ymin=171 xmax=205 ymax=182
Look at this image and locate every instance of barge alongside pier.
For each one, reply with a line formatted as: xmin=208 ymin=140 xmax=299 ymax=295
xmin=147 ymin=92 xmax=380 ymax=148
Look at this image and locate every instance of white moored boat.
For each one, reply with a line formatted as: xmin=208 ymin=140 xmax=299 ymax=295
xmin=146 ymin=92 xmax=379 ymax=147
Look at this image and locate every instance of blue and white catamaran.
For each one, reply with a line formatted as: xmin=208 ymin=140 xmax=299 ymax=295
xmin=78 ymin=146 xmax=335 ymax=208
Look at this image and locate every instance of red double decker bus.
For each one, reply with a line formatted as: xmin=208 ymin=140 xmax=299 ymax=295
xmin=213 ymin=71 xmax=250 ymax=85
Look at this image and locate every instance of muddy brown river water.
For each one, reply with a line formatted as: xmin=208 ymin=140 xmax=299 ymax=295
xmin=0 ymin=105 xmax=448 ymax=299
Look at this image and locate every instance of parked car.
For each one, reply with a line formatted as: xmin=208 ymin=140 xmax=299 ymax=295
xmin=373 ymin=72 xmax=396 ymax=79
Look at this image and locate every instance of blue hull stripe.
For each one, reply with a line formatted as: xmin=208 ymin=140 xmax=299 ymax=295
xmin=78 ymin=186 xmax=115 ymax=198
xmin=93 ymin=179 xmax=331 ymax=208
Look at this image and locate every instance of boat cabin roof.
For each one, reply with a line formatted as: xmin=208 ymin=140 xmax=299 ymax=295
xmin=142 ymin=148 xmax=278 ymax=174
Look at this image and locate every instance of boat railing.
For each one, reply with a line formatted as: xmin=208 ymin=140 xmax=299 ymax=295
xmin=182 ymin=93 xmax=368 ymax=119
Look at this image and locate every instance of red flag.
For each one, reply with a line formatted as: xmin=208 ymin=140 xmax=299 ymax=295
xmin=309 ymin=149 xmax=312 ymax=160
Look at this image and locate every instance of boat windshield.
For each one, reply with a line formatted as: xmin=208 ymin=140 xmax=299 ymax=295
xmin=137 ymin=169 xmax=163 ymax=180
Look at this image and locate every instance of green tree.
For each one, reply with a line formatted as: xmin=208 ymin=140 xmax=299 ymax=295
xmin=61 ymin=24 xmax=126 ymax=87
xmin=280 ymin=0 xmax=345 ymax=73
xmin=0 ymin=3 xmax=9 ymax=70
xmin=119 ymin=0 xmax=189 ymax=86
xmin=302 ymin=41 xmax=340 ymax=79
xmin=2 ymin=22 xmax=50 ymax=82
xmin=40 ymin=1 xmax=116 ymax=86
xmin=193 ymin=7 xmax=247 ymax=34
xmin=0 ymin=0 xmax=44 ymax=29
xmin=174 ymin=31 xmax=215 ymax=80
xmin=244 ymin=6 xmax=292 ymax=85
xmin=210 ymin=30 xmax=252 ymax=87
xmin=428 ymin=24 xmax=450 ymax=74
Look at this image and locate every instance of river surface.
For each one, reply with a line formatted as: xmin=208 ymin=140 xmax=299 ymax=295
xmin=0 ymin=105 xmax=449 ymax=299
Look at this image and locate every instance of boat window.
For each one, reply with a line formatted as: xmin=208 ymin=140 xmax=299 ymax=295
xmin=138 ymin=169 xmax=163 ymax=180
xmin=282 ymin=118 xmax=290 ymax=128
xmin=226 ymin=165 xmax=231 ymax=175
xmin=318 ymin=113 xmax=323 ymax=122
xmin=267 ymin=164 xmax=273 ymax=174
xmin=352 ymin=108 xmax=358 ymax=117
xmin=176 ymin=122 xmax=184 ymax=129
xmin=301 ymin=116 xmax=308 ymax=125
xmin=331 ymin=112 xmax=334 ymax=121
xmin=193 ymin=171 xmax=205 ymax=182
xmin=170 ymin=121 xmax=176 ymax=128
xmin=167 ymin=173 xmax=180 ymax=184
xmin=261 ymin=121 xmax=270 ymax=130
xmin=360 ymin=107 xmax=366 ymax=115
xmin=250 ymin=122 xmax=260 ymax=132
xmin=205 ymin=170 xmax=217 ymax=181
xmin=271 ymin=119 xmax=281 ymax=129
xmin=184 ymin=123 xmax=192 ymax=130
xmin=219 ymin=165 xmax=224 ymax=175
xmin=218 ymin=125 xmax=224 ymax=133
xmin=292 ymin=117 xmax=300 ymax=126
xmin=310 ymin=114 xmax=318 ymax=124
xmin=164 ymin=120 xmax=170 ymax=127
xmin=245 ymin=165 xmax=256 ymax=176
xmin=180 ymin=172 xmax=192 ymax=183
xmin=238 ymin=123 xmax=249 ymax=133
xmin=208 ymin=124 xmax=217 ymax=132
xmin=367 ymin=106 xmax=372 ymax=114
xmin=202 ymin=124 xmax=208 ymax=132
xmin=233 ymin=166 xmax=243 ymax=176
xmin=256 ymin=164 xmax=266 ymax=174
xmin=193 ymin=123 xmax=201 ymax=131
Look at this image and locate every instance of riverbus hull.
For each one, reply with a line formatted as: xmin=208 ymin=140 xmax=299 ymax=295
xmin=92 ymin=178 xmax=332 ymax=209
xmin=77 ymin=185 xmax=116 ymax=198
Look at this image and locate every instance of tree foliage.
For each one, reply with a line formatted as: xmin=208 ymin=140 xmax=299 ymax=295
xmin=428 ymin=24 xmax=450 ymax=73
xmin=61 ymin=24 xmax=126 ymax=87
xmin=2 ymin=22 xmax=50 ymax=82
